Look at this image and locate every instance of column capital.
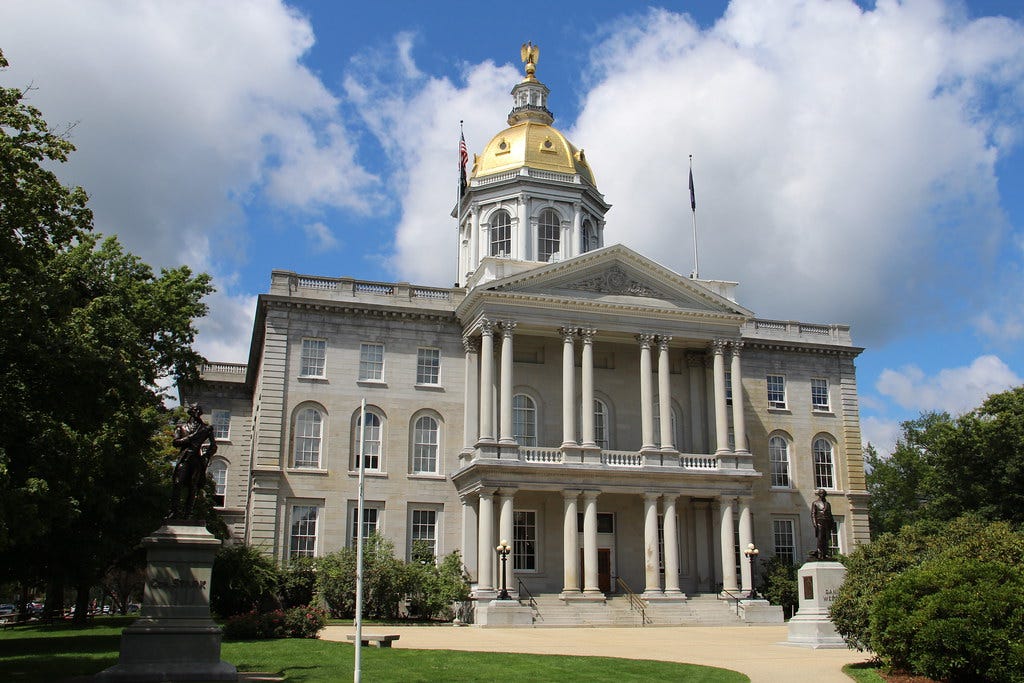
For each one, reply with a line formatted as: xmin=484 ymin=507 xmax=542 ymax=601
xmin=462 ymin=335 xmax=480 ymax=353
xmin=479 ymin=487 xmax=497 ymax=499
xmin=479 ymin=318 xmax=494 ymax=336
xmin=711 ymin=338 xmax=729 ymax=355
xmin=717 ymin=493 xmax=737 ymax=505
xmin=661 ymin=491 xmax=680 ymax=504
xmin=558 ymin=326 xmax=578 ymax=341
xmin=636 ymin=333 xmax=655 ymax=349
xmin=657 ymin=335 xmax=673 ymax=351
xmin=497 ymin=486 xmax=519 ymax=497
xmin=500 ymin=320 xmax=517 ymax=337
xmin=643 ymin=491 xmax=661 ymax=503
xmin=561 ymin=489 xmax=582 ymax=501
xmin=580 ymin=327 xmax=598 ymax=343
xmin=730 ymin=339 xmax=745 ymax=355
xmin=580 ymin=489 xmax=601 ymax=502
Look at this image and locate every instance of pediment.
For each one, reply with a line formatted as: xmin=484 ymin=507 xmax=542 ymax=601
xmin=478 ymin=245 xmax=751 ymax=317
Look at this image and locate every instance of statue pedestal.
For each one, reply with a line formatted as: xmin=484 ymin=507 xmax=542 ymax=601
xmin=96 ymin=521 xmax=237 ymax=681
xmin=786 ymin=561 xmax=847 ymax=649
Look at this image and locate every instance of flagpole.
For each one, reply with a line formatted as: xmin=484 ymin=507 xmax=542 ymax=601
xmin=689 ymin=154 xmax=700 ymax=279
xmin=457 ymin=121 xmax=467 ymax=286
xmin=354 ymin=398 xmax=366 ymax=683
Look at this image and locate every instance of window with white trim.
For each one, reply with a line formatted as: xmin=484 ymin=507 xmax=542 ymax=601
xmin=652 ymin=401 xmax=679 ymax=448
xmin=410 ymin=508 xmax=438 ymax=562
xmin=813 ymin=437 xmax=836 ymax=489
xmin=416 ymin=348 xmax=440 ymax=385
xmin=769 ymin=435 xmax=791 ymax=488
xmin=290 ymin=505 xmax=319 ymax=558
xmin=767 ymin=374 xmax=787 ymax=409
xmin=359 ymin=343 xmax=384 ymax=381
xmin=300 ymin=338 xmax=326 ymax=378
xmin=593 ymin=399 xmax=609 ymax=449
xmin=537 ymin=209 xmax=560 ymax=262
xmin=210 ymin=409 xmax=231 ymax=441
xmin=355 ymin=411 xmax=383 ymax=471
xmin=725 ymin=370 xmax=733 ymax=406
xmin=773 ymin=518 xmax=796 ymax=565
xmin=412 ymin=415 xmax=439 ymax=474
xmin=512 ymin=394 xmax=537 ymax=446
xmin=811 ymin=378 xmax=830 ymax=411
xmin=293 ymin=407 xmax=323 ymax=469
xmin=209 ymin=459 xmax=227 ymax=507
xmin=830 ymin=516 xmax=844 ymax=556
xmin=350 ymin=505 xmax=381 ymax=545
xmin=489 ymin=210 xmax=511 ymax=257
xmin=513 ymin=510 xmax=537 ymax=571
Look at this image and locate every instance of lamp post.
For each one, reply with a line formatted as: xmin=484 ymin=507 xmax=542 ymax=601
xmin=495 ymin=539 xmax=512 ymax=600
xmin=743 ymin=543 xmax=760 ymax=599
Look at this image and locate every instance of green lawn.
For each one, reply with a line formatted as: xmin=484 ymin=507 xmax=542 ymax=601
xmin=0 ymin=619 xmax=747 ymax=682
xmin=842 ymin=660 xmax=886 ymax=682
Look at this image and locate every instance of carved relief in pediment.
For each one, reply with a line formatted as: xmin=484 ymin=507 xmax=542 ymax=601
xmin=563 ymin=265 xmax=665 ymax=297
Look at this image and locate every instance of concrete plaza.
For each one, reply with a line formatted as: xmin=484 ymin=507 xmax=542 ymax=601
xmin=321 ymin=624 xmax=871 ymax=683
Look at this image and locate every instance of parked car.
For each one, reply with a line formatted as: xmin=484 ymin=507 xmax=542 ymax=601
xmin=0 ymin=604 xmax=16 ymax=615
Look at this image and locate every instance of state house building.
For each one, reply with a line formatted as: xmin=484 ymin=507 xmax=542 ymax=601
xmin=183 ymin=51 xmax=869 ymax=613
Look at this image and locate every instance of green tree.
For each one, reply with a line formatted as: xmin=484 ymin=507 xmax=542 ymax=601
xmin=0 ymin=50 xmax=213 ymax=623
xmin=210 ymin=544 xmax=282 ymax=618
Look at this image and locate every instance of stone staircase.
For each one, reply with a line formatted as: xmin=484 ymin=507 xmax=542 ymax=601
xmin=523 ymin=593 xmax=746 ymax=628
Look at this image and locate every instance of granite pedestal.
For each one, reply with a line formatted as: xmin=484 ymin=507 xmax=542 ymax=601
xmin=786 ymin=560 xmax=847 ymax=649
xmin=96 ymin=521 xmax=237 ymax=681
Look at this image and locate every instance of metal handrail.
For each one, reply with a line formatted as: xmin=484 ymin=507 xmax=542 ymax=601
xmin=615 ymin=577 xmax=651 ymax=626
xmin=516 ymin=577 xmax=537 ymax=610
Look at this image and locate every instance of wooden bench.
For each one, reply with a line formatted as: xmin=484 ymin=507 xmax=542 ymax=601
xmin=346 ymin=633 xmax=400 ymax=648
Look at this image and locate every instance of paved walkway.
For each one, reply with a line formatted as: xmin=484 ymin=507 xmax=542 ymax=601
xmin=321 ymin=625 xmax=871 ymax=683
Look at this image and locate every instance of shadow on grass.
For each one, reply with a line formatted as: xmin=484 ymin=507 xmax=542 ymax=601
xmin=0 ymin=633 xmax=120 ymax=656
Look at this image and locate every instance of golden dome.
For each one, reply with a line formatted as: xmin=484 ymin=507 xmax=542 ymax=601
xmin=472 ymin=121 xmax=597 ymax=187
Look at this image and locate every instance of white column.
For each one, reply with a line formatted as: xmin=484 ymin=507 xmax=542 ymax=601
xmin=738 ymin=497 xmax=753 ymax=595
xmin=560 ymin=327 xmax=577 ymax=448
xmin=498 ymin=321 xmax=517 ymax=444
xmin=730 ymin=341 xmax=748 ymax=454
xmin=477 ymin=489 xmax=495 ymax=592
xmin=719 ymin=496 xmax=738 ymax=593
xmin=478 ymin=321 xmax=495 ymax=443
xmin=498 ymin=488 xmax=516 ymax=594
xmin=687 ymin=354 xmax=705 ymax=453
xmin=712 ymin=340 xmax=730 ymax=455
xmin=571 ymin=202 xmax=582 ymax=258
xmin=663 ymin=494 xmax=682 ymax=595
xmin=461 ymin=496 xmax=478 ymax=582
xmin=658 ymin=336 xmax=674 ymax=451
xmin=580 ymin=328 xmax=597 ymax=449
xmin=638 ymin=334 xmax=656 ymax=450
xmin=462 ymin=336 xmax=479 ymax=453
xmin=561 ymin=490 xmax=580 ymax=596
xmin=516 ymin=194 xmax=528 ymax=260
xmin=582 ymin=490 xmax=601 ymax=595
xmin=642 ymin=492 xmax=662 ymax=595
xmin=694 ymin=501 xmax=711 ymax=592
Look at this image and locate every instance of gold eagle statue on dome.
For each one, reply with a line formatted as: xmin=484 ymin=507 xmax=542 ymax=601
xmin=521 ymin=41 xmax=539 ymax=78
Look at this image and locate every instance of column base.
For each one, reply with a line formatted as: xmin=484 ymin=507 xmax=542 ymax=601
xmin=558 ymin=589 xmax=581 ymax=601
xmin=473 ymin=588 xmax=497 ymax=600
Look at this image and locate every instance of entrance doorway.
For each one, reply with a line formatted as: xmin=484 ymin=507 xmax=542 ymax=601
xmin=580 ymin=548 xmax=613 ymax=593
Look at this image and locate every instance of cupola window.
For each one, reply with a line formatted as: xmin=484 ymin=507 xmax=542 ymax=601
xmin=538 ymin=208 xmax=560 ymax=262
xmin=489 ymin=210 xmax=511 ymax=257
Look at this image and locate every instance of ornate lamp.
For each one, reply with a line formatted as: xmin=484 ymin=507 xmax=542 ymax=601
xmin=743 ymin=543 xmax=760 ymax=599
xmin=495 ymin=539 xmax=512 ymax=600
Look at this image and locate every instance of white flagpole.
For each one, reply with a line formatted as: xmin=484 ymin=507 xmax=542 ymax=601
xmin=354 ymin=398 xmax=366 ymax=683
xmin=689 ymin=154 xmax=700 ymax=280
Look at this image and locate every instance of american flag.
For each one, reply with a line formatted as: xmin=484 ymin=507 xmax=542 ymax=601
xmin=459 ymin=127 xmax=468 ymax=193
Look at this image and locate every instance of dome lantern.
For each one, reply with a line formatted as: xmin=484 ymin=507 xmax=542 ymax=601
xmin=508 ymin=42 xmax=553 ymax=126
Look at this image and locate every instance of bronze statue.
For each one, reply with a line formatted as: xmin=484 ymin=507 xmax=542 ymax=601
xmin=169 ymin=403 xmax=218 ymax=519
xmin=811 ymin=488 xmax=836 ymax=560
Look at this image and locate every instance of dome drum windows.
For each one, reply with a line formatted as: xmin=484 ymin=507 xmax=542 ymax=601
xmin=489 ymin=209 xmax=511 ymax=257
xmin=537 ymin=208 xmax=561 ymax=262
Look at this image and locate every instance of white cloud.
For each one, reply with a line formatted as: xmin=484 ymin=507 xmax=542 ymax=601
xmin=194 ymin=281 xmax=258 ymax=364
xmin=876 ymin=354 xmax=1022 ymax=415
xmin=303 ymin=221 xmax=340 ymax=253
xmin=861 ymin=416 xmax=902 ymax=457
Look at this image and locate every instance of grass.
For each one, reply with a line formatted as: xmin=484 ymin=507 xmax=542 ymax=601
xmin=0 ymin=618 xmax=747 ymax=682
xmin=843 ymin=660 xmax=886 ymax=682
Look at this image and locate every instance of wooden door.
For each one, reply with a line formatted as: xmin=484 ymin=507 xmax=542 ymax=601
xmin=579 ymin=548 xmax=613 ymax=594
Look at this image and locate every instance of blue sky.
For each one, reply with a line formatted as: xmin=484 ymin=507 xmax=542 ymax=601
xmin=2 ymin=0 xmax=1023 ymax=454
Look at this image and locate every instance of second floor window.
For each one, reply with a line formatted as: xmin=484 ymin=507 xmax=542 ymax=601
xmin=300 ymin=338 xmax=326 ymax=377
xmin=359 ymin=343 xmax=384 ymax=381
xmin=211 ymin=409 xmax=231 ymax=441
xmin=412 ymin=415 xmax=439 ymax=474
xmin=811 ymin=378 xmax=830 ymax=411
xmin=813 ymin=437 xmax=836 ymax=489
xmin=416 ymin=348 xmax=440 ymax=385
xmin=769 ymin=435 xmax=790 ymax=487
xmin=767 ymin=374 xmax=786 ymax=409
xmin=293 ymin=407 xmax=323 ymax=469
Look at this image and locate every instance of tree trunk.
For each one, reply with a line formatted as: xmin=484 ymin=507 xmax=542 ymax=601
xmin=43 ymin=577 xmax=64 ymax=622
xmin=72 ymin=580 xmax=91 ymax=625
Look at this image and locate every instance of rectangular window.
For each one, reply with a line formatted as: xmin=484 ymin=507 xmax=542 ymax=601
xmin=576 ymin=512 xmax=615 ymax=534
xmin=211 ymin=409 xmax=231 ymax=441
xmin=416 ymin=348 xmax=440 ymax=385
xmin=300 ymin=338 xmax=326 ymax=377
xmin=830 ymin=517 xmax=844 ymax=556
xmin=725 ymin=370 xmax=733 ymax=406
xmin=773 ymin=519 xmax=796 ymax=565
xmin=513 ymin=510 xmax=537 ymax=571
xmin=767 ymin=374 xmax=787 ymax=409
xmin=359 ymin=343 xmax=384 ymax=381
xmin=811 ymin=378 xmax=830 ymax=411
xmin=290 ymin=505 xmax=318 ymax=558
xmin=350 ymin=506 xmax=380 ymax=545
xmin=410 ymin=509 xmax=438 ymax=561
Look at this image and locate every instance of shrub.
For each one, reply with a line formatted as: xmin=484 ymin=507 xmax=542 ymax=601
xmin=223 ymin=610 xmax=261 ymax=640
xmin=406 ymin=550 xmax=471 ymax=621
xmin=259 ymin=609 xmax=288 ymax=638
xmin=316 ymin=535 xmax=412 ymax=619
xmin=757 ymin=557 xmax=797 ymax=619
xmin=871 ymin=557 xmax=1024 ymax=682
xmin=211 ymin=543 xmax=282 ymax=618
xmin=284 ymin=605 xmax=328 ymax=638
xmin=280 ymin=556 xmax=317 ymax=609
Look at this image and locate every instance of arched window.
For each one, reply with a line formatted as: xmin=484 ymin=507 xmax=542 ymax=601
xmin=581 ymin=219 xmax=598 ymax=253
xmin=512 ymin=394 xmax=537 ymax=446
xmin=769 ymin=435 xmax=790 ymax=488
xmin=209 ymin=459 xmax=227 ymax=507
xmin=813 ymin=437 xmax=835 ymax=489
xmin=412 ymin=415 xmax=439 ymax=474
xmin=489 ymin=210 xmax=511 ymax=257
xmin=652 ymin=401 xmax=679 ymax=448
xmin=293 ymin=407 xmax=323 ymax=468
xmin=537 ymin=209 xmax=560 ymax=262
xmin=594 ymin=399 xmax=609 ymax=449
xmin=356 ymin=411 xmax=383 ymax=471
